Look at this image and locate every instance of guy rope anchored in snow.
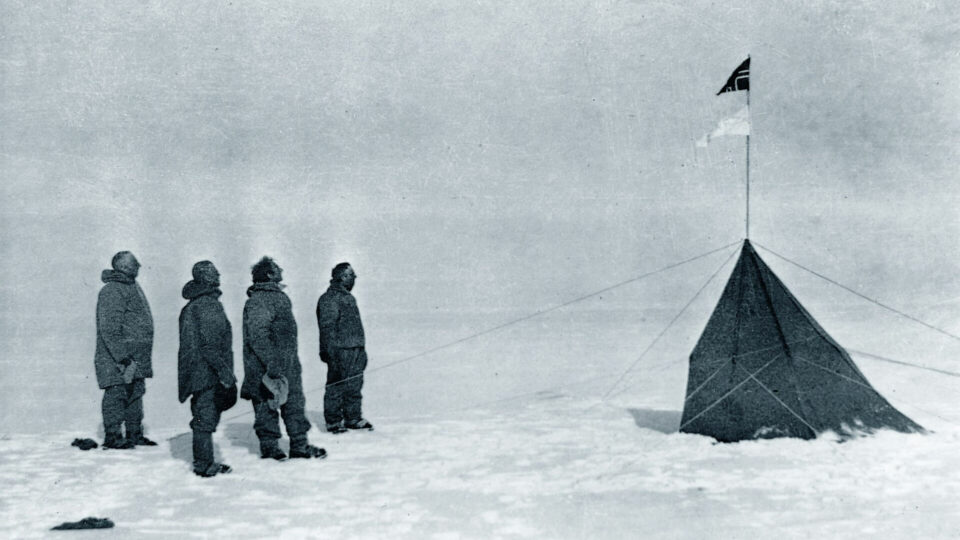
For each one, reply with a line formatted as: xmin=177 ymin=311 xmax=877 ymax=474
xmin=220 ymin=240 xmax=745 ymax=424
xmin=214 ymin=236 xmax=959 ymax=433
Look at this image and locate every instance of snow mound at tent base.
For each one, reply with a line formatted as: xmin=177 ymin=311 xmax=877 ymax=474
xmin=1 ymin=396 xmax=957 ymax=539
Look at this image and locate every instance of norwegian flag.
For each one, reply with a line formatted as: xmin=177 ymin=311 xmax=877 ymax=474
xmin=716 ymin=57 xmax=750 ymax=95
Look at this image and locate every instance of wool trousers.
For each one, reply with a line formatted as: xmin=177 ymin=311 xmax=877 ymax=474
xmin=323 ymin=347 xmax=368 ymax=426
xmin=101 ymin=379 xmax=145 ymax=435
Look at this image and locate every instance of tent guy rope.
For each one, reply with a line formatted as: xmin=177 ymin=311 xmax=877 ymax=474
xmin=602 ymin=244 xmax=742 ymax=400
xmin=753 ymin=241 xmax=960 ymax=342
xmin=221 ymin=240 xmax=742 ymax=423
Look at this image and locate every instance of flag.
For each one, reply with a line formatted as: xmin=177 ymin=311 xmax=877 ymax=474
xmin=716 ymin=57 xmax=750 ymax=95
xmin=696 ymin=106 xmax=750 ymax=147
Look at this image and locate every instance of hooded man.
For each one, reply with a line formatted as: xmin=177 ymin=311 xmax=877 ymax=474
xmin=317 ymin=262 xmax=373 ymax=434
xmin=178 ymin=260 xmax=237 ymax=477
xmin=94 ymin=251 xmax=156 ymax=449
xmin=241 ymin=256 xmax=326 ymax=461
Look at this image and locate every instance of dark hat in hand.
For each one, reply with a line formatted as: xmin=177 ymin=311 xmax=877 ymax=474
xmin=214 ymin=382 xmax=238 ymax=412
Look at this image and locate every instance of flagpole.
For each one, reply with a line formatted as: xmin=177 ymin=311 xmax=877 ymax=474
xmin=711 ymin=55 xmax=752 ymax=239
xmin=746 ymin=88 xmax=750 ymax=240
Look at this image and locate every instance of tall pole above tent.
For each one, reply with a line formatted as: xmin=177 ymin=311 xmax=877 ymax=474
xmin=746 ymin=88 xmax=750 ymax=239
xmin=710 ymin=54 xmax=752 ymax=239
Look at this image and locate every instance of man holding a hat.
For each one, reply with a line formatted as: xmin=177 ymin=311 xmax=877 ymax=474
xmin=94 ymin=251 xmax=157 ymax=449
xmin=241 ymin=256 xmax=326 ymax=461
xmin=178 ymin=260 xmax=237 ymax=477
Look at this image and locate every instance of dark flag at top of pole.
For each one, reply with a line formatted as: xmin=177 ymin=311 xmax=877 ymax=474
xmin=716 ymin=57 xmax=750 ymax=95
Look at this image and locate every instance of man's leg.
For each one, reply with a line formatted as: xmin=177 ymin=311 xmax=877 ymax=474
xmin=343 ymin=349 xmax=372 ymax=430
xmin=102 ymin=385 xmax=133 ymax=449
xmin=253 ymin=400 xmax=286 ymax=460
xmin=282 ymin=384 xmax=326 ymax=460
xmin=124 ymin=379 xmax=155 ymax=445
xmin=191 ymin=387 xmax=230 ymax=476
xmin=323 ymin=358 xmax=346 ymax=432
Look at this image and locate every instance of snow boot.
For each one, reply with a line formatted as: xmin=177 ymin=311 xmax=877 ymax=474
xmin=193 ymin=432 xmax=232 ymax=478
xmin=102 ymin=431 xmax=134 ymax=450
xmin=195 ymin=463 xmax=233 ymax=478
xmin=259 ymin=439 xmax=287 ymax=461
xmin=127 ymin=427 xmax=158 ymax=447
xmin=192 ymin=431 xmax=216 ymax=476
xmin=326 ymin=421 xmax=347 ymax=435
xmin=345 ymin=419 xmax=374 ymax=431
xmin=289 ymin=435 xmax=327 ymax=459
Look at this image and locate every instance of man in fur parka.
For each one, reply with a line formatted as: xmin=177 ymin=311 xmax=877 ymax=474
xmin=317 ymin=262 xmax=373 ymax=433
xmin=94 ymin=251 xmax=156 ymax=449
xmin=178 ymin=260 xmax=237 ymax=477
xmin=241 ymin=256 xmax=326 ymax=461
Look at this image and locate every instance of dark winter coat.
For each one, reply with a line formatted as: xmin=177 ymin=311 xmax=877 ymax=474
xmin=178 ymin=281 xmax=236 ymax=403
xmin=316 ymin=282 xmax=365 ymax=358
xmin=241 ymin=282 xmax=303 ymax=401
xmin=94 ymin=270 xmax=154 ymax=389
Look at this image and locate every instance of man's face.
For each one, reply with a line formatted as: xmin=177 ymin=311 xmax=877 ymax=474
xmin=268 ymin=263 xmax=284 ymax=283
xmin=119 ymin=254 xmax=141 ymax=278
xmin=199 ymin=264 xmax=220 ymax=286
xmin=341 ymin=266 xmax=356 ymax=291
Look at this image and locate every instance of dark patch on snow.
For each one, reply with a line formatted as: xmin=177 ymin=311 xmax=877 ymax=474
xmin=167 ymin=432 xmax=193 ymax=464
xmin=51 ymin=517 xmax=114 ymax=530
xmin=223 ymin=422 xmax=268 ymax=455
xmin=70 ymin=438 xmax=98 ymax=451
xmin=168 ymin=431 xmax=232 ymax=466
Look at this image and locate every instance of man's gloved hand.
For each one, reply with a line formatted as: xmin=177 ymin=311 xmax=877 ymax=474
xmin=122 ymin=361 xmax=138 ymax=384
xmin=266 ymin=361 xmax=282 ymax=379
xmin=219 ymin=370 xmax=237 ymax=388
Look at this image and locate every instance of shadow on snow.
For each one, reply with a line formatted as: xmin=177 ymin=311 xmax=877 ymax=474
xmin=627 ymin=408 xmax=682 ymax=434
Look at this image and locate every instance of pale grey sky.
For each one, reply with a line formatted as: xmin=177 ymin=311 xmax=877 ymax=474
xmin=2 ymin=0 xmax=958 ymax=431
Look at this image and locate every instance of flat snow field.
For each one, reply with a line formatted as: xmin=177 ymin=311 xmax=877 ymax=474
xmin=2 ymin=395 xmax=959 ymax=540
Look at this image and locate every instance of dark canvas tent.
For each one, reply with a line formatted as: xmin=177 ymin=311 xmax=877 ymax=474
xmin=680 ymin=240 xmax=923 ymax=442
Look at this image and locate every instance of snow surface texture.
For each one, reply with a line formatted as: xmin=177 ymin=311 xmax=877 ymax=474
xmin=2 ymin=393 xmax=959 ymax=539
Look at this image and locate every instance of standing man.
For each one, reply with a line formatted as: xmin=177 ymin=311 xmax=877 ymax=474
xmin=178 ymin=260 xmax=237 ymax=477
xmin=241 ymin=256 xmax=326 ymax=461
xmin=94 ymin=251 xmax=157 ymax=449
xmin=317 ymin=262 xmax=373 ymax=434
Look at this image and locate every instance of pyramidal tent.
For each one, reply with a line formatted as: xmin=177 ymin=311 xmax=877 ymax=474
xmin=680 ymin=240 xmax=923 ymax=442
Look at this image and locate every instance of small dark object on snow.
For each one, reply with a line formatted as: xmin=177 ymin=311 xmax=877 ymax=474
xmin=51 ymin=517 xmax=114 ymax=530
xmin=70 ymin=438 xmax=99 ymax=451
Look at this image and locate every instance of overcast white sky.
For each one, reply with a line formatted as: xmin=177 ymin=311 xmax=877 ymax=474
xmin=2 ymin=0 xmax=958 ymax=432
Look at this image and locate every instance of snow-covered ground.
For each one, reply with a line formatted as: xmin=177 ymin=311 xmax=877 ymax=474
xmin=3 ymin=276 xmax=960 ymax=539
xmin=3 ymin=390 xmax=959 ymax=539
